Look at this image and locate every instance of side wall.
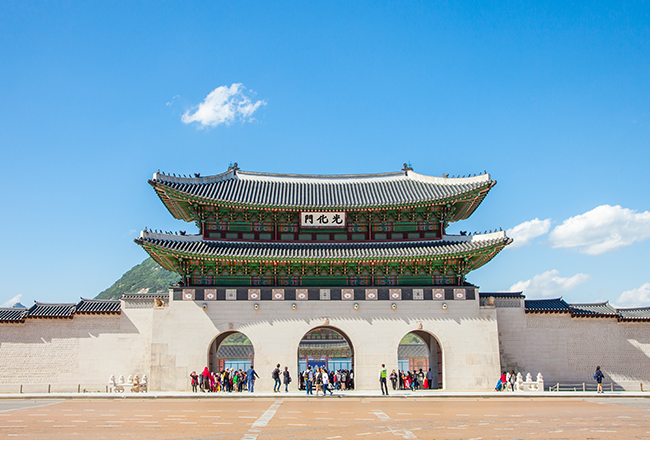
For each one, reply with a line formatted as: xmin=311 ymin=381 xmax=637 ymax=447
xmin=496 ymin=307 xmax=650 ymax=390
xmin=0 ymin=307 xmax=154 ymax=393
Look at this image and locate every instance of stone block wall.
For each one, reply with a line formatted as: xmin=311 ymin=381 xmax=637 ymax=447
xmin=496 ymin=307 xmax=650 ymax=390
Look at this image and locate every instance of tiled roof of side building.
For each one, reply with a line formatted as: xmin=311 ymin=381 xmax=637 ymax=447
xmin=120 ymin=292 xmax=169 ymax=299
xmin=616 ymin=307 xmax=650 ymax=322
xmin=28 ymin=302 xmax=77 ymax=318
xmin=524 ymin=298 xmax=570 ymax=313
xmin=150 ymin=168 xmax=495 ymax=210
xmin=479 ymin=292 xmax=525 ymax=298
xmin=75 ymin=298 xmax=121 ymax=314
xmin=136 ymin=231 xmax=511 ymax=262
xmin=568 ymin=302 xmax=617 ymax=317
xmin=0 ymin=308 xmax=29 ymax=323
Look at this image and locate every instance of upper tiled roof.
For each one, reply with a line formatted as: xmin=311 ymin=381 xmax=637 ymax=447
xmin=28 ymin=302 xmax=77 ymax=318
xmin=75 ymin=298 xmax=121 ymax=314
xmin=0 ymin=307 xmax=28 ymax=323
xmin=136 ymin=230 xmax=511 ymax=262
xmin=120 ymin=293 xmax=169 ymax=300
xmin=479 ymin=292 xmax=525 ymax=299
xmin=616 ymin=307 xmax=650 ymax=322
xmin=150 ymin=168 xmax=495 ymax=211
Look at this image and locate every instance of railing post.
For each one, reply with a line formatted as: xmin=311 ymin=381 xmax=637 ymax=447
xmin=20 ymin=384 xmax=22 ymax=394
xmin=610 ymin=382 xmax=613 ymax=392
xmin=640 ymin=383 xmax=643 ymax=392
xmin=583 ymin=382 xmax=585 ymax=392
xmin=48 ymin=384 xmax=51 ymax=394
xmin=556 ymin=383 xmax=559 ymax=391
xmin=78 ymin=384 xmax=80 ymax=393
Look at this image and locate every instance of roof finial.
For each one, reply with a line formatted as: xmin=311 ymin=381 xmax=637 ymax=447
xmin=402 ymin=163 xmax=413 ymax=176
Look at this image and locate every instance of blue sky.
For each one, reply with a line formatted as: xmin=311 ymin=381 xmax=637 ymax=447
xmin=0 ymin=1 xmax=651 ymax=308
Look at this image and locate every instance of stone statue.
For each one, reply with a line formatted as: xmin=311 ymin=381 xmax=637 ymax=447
xmin=140 ymin=375 xmax=148 ymax=392
xmin=131 ymin=375 xmax=140 ymax=393
xmin=154 ymin=297 xmax=164 ymax=309
xmin=515 ymin=372 xmax=523 ymax=391
xmin=118 ymin=375 xmax=125 ymax=384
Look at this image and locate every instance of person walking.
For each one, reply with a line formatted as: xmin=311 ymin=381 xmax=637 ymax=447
xmin=594 ymin=366 xmax=605 ymax=393
xmin=190 ymin=371 xmax=198 ymax=392
xmin=283 ymin=366 xmax=291 ymax=392
xmin=247 ymin=366 xmax=259 ymax=392
xmin=390 ymin=369 xmax=398 ymax=391
xmin=272 ymin=364 xmax=282 ymax=393
xmin=304 ymin=366 xmax=314 ymax=395
xmin=379 ymin=364 xmax=389 ymax=395
xmin=322 ymin=369 xmax=333 ymax=395
xmin=426 ymin=368 xmax=433 ymax=389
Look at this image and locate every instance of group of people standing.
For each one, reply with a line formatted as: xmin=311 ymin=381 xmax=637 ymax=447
xmin=299 ymin=366 xmax=354 ymax=394
xmin=381 ymin=366 xmax=433 ymax=394
xmin=494 ymin=371 xmax=517 ymax=391
xmin=190 ymin=366 xmax=255 ymax=393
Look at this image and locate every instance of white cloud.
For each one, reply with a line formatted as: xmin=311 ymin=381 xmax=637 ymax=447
xmin=181 ymin=84 xmax=266 ymax=128
xmin=613 ymin=283 xmax=650 ymax=307
xmin=548 ymin=205 xmax=650 ymax=255
xmin=509 ymin=269 xmax=591 ymax=298
xmin=2 ymin=294 xmax=23 ymax=307
xmin=506 ymin=218 xmax=551 ymax=248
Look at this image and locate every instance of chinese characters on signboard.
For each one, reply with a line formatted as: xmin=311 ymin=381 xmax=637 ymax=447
xmin=300 ymin=212 xmax=346 ymax=228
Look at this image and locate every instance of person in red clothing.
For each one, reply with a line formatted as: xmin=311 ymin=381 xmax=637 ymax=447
xmin=500 ymin=371 xmax=507 ymax=391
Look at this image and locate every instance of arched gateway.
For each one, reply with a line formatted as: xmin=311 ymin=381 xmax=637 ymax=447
xmin=397 ymin=331 xmax=442 ymax=389
xmin=208 ymin=331 xmax=254 ymax=373
xmin=136 ymin=165 xmax=510 ymax=391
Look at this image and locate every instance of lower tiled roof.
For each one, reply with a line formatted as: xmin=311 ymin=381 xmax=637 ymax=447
xmin=616 ymin=307 xmax=650 ymax=322
xmin=0 ymin=308 xmax=28 ymax=323
xmin=569 ymin=302 xmax=617 ymax=317
xmin=525 ymin=298 xmax=570 ymax=313
xmin=28 ymin=302 xmax=76 ymax=318
xmin=75 ymin=299 xmax=121 ymax=314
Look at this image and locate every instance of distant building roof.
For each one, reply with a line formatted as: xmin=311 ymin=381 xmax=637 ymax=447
xmin=569 ymin=302 xmax=617 ymax=318
xmin=120 ymin=293 xmax=169 ymax=300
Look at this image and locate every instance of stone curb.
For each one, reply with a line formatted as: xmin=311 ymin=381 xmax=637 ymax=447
xmin=0 ymin=391 xmax=649 ymax=400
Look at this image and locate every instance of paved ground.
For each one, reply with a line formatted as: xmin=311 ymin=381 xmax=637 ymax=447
xmin=0 ymin=394 xmax=650 ymax=440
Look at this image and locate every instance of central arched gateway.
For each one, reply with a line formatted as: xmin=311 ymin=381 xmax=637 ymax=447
xmin=397 ymin=330 xmax=442 ymax=389
xmin=208 ymin=331 xmax=255 ymax=373
xmin=297 ymin=326 xmax=355 ymax=389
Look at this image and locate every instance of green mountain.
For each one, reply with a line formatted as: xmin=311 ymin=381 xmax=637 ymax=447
xmin=95 ymin=258 xmax=181 ymax=300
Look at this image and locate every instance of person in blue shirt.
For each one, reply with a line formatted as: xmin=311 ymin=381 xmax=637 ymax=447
xmin=247 ymin=366 xmax=259 ymax=392
xmin=594 ymin=366 xmax=605 ymax=393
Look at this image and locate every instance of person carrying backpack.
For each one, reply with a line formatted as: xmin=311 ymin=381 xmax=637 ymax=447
xmin=594 ymin=366 xmax=605 ymax=393
xmin=272 ymin=364 xmax=281 ymax=393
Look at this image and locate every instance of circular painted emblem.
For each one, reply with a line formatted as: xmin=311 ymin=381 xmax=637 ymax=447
xmin=434 ymin=292 xmax=443 ymax=299
xmin=274 ymin=293 xmax=282 ymax=299
xmin=344 ymin=292 xmax=352 ymax=299
xmin=184 ymin=292 xmax=193 ymax=300
xmin=206 ymin=293 xmax=214 ymax=300
xmin=250 ymin=292 xmax=258 ymax=299
xmin=298 ymin=293 xmax=306 ymax=299
xmin=368 ymin=292 xmax=376 ymax=299
xmin=455 ymin=291 xmax=464 ymax=299
xmin=392 ymin=292 xmax=400 ymax=299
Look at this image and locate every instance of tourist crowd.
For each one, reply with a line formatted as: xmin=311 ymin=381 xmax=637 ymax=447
xmin=388 ymin=368 xmax=433 ymax=390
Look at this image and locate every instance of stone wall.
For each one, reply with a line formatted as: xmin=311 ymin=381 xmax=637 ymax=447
xmin=0 ymin=308 xmax=154 ymax=393
xmin=496 ymin=306 xmax=650 ymax=391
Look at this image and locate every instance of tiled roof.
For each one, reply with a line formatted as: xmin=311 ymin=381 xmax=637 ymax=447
xmin=75 ymin=298 xmax=121 ymax=314
xmin=150 ymin=168 xmax=495 ymax=210
xmin=525 ymin=299 xmax=650 ymax=321
xmin=569 ymin=302 xmax=617 ymax=317
xmin=136 ymin=231 xmax=511 ymax=262
xmin=0 ymin=307 xmax=28 ymax=323
xmin=120 ymin=292 xmax=169 ymax=300
xmin=28 ymin=302 xmax=76 ymax=318
xmin=398 ymin=343 xmax=429 ymax=358
xmin=479 ymin=292 xmax=525 ymax=298
xmin=616 ymin=307 xmax=650 ymax=322
xmin=525 ymin=298 xmax=570 ymax=313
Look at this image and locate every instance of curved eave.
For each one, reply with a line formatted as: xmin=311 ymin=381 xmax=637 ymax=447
xmin=148 ymin=175 xmax=496 ymax=221
xmin=134 ymin=233 xmax=512 ymax=268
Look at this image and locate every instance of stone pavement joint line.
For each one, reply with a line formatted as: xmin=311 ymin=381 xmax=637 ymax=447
xmin=370 ymin=409 xmax=417 ymax=440
xmin=241 ymin=400 xmax=283 ymax=440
